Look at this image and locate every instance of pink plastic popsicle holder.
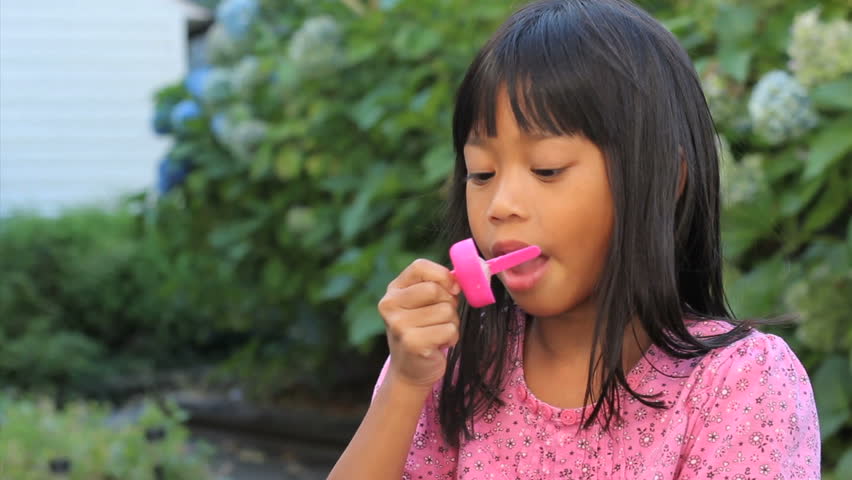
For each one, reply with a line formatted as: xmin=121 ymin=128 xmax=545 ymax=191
xmin=449 ymin=238 xmax=541 ymax=307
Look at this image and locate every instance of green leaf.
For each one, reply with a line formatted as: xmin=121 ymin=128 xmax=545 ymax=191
xmin=350 ymin=84 xmax=403 ymax=131
xmin=317 ymin=275 xmax=355 ymax=301
xmin=718 ymin=47 xmax=752 ymax=83
xmin=726 ymin=257 xmax=791 ymax=318
xmin=392 ymin=25 xmax=441 ymax=59
xmin=274 ymin=149 xmax=302 ymax=180
xmin=261 ymin=258 xmax=285 ymax=289
xmin=812 ymin=355 xmax=851 ymax=440
xmin=803 ymin=114 xmax=852 ymax=180
xmin=250 ymin=143 xmax=274 ymax=179
xmin=345 ymin=296 xmax=383 ymax=349
xmin=811 ymin=77 xmax=852 ymax=111
xmin=804 ymin=174 xmax=848 ymax=233
xmin=208 ymin=218 xmax=263 ymax=249
xmin=714 ymin=4 xmax=757 ymax=82
xmin=340 ymin=164 xmax=387 ymax=241
xmin=716 ymin=4 xmax=758 ymax=40
xmin=779 ymin=177 xmax=822 ymax=217
xmin=421 ymin=144 xmax=454 ymax=185
xmin=340 ymin=192 xmax=371 ymax=241
xmin=661 ymin=16 xmax=694 ymax=34
xmin=721 ymin=193 xmax=777 ymax=260
xmin=847 ymin=217 xmax=852 ymax=257
xmin=837 ymin=448 xmax=852 ymax=476
xmin=763 ymin=151 xmax=800 ymax=182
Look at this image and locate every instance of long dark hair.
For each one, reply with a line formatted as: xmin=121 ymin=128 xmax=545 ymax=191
xmin=438 ymin=0 xmax=756 ymax=446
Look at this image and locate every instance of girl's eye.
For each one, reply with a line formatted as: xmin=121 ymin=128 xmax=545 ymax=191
xmin=533 ymin=168 xmax=565 ymax=179
xmin=465 ymin=172 xmax=494 ymax=184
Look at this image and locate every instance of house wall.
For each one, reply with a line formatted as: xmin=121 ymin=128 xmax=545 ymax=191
xmin=0 ymin=0 xmax=187 ymax=215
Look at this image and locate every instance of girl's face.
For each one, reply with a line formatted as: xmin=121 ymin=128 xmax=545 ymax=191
xmin=464 ymin=90 xmax=614 ymax=318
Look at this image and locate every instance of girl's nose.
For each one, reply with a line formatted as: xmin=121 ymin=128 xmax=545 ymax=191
xmin=487 ymin=174 xmax=528 ymax=223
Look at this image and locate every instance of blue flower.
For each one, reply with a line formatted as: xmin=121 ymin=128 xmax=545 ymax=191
xmin=216 ymin=0 xmax=260 ymax=41
xmin=211 ymin=113 xmax=231 ymax=143
xmin=157 ymin=156 xmax=190 ymax=194
xmin=185 ymin=67 xmax=212 ymax=98
xmin=170 ymin=99 xmax=202 ymax=133
xmin=152 ymin=104 xmax=173 ymax=135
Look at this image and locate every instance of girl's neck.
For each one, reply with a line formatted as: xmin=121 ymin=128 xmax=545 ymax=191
xmin=526 ymin=300 xmax=652 ymax=383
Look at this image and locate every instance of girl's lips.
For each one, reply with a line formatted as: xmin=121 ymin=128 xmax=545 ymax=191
xmin=498 ymin=256 xmax=549 ymax=292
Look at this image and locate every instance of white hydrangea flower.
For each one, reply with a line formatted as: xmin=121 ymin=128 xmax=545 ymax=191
xmin=286 ymin=207 xmax=317 ymax=233
xmin=215 ymin=0 xmax=260 ymax=41
xmin=230 ymin=119 xmax=268 ymax=161
xmin=211 ymin=103 xmax=265 ymax=161
xmin=288 ymin=16 xmax=344 ymax=76
xmin=788 ymin=8 xmax=852 ymax=87
xmin=211 ymin=113 xmax=233 ymax=146
xmin=701 ymin=68 xmax=740 ymax=125
xmin=787 ymin=265 xmax=852 ymax=351
xmin=231 ymin=56 xmax=263 ymax=98
xmin=748 ymin=70 xmax=818 ymax=145
xmin=200 ymin=67 xmax=235 ymax=107
xmin=207 ymin=24 xmax=242 ymax=65
xmin=719 ymin=136 xmax=766 ymax=207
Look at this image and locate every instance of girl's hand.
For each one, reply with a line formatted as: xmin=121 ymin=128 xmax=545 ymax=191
xmin=378 ymin=259 xmax=461 ymax=389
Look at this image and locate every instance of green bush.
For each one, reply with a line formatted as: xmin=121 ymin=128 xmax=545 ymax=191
xmin=0 ymin=206 xmax=225 ymax=397
xmin=0 ymin=394 xmax=215 ymax=479
xmin=146 ymin=0 xmax=513 ymax=396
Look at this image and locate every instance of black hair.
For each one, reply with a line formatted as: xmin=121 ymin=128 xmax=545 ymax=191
xmin=438 ymin=0 xmax=756 ymax=446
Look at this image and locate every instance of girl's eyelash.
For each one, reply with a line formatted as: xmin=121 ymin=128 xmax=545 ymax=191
xmin=465 ymin=172 xmax=494 ymax=183
xmin=533 ymin=168 xmax=564 ymax=178
xmin=465 ymin=168 xmax=566 ymax=183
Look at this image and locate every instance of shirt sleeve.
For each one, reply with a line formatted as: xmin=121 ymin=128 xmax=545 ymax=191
xmin=372 ymin=356 xmax=459 ymax=479
xmin=678 ymin=333 xmax=821 ymax=479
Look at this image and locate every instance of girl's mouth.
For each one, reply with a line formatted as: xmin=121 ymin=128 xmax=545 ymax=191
xmin=498 ymin=255 xmax=549 ymax=292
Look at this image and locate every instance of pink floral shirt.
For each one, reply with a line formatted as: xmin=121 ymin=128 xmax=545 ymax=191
xmin=373 ymin=316 xmax=821 ymax=479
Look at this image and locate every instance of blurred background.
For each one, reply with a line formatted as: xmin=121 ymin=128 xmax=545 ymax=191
xmin=0 ymin=0 xmax=849 ymax=478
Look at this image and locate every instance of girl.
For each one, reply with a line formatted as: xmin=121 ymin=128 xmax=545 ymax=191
xmin=329 ymin=0 xmax=821 ymax=478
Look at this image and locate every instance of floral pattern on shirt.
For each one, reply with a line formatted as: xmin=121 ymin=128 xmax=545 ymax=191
xmin=372 ymin=315 xmax=820 ymax=480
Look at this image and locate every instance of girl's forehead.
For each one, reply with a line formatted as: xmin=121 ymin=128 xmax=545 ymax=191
xmin=465 ymin=130 xmax=561 ymax=147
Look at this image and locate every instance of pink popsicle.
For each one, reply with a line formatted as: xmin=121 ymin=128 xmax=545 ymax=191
xmin=449 ymin=238 xmax=541 ymax=307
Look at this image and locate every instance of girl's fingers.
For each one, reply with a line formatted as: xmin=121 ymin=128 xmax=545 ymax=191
xmin=399 ymin=322 xmax=461 ymax=358
xmin=381 ymin=297 xmax=460 ymax=340
xmin=393 ymin=282 xmax=458 ymax=311
xmin=388 ymin=258 xmax=460 ymax=296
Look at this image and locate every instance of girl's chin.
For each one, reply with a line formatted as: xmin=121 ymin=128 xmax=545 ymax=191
xmin=506 ymin=286 xmax=590 ymax=319
xmin=505 ymin=291 xmax=565 ymax=318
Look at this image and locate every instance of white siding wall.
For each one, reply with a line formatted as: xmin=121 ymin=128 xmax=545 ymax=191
xmin=0 ymin=0 xmax=187 ymax=215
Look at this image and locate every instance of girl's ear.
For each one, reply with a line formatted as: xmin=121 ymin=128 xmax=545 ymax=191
xmin=677 ymin=149 xmax=687 ymax=200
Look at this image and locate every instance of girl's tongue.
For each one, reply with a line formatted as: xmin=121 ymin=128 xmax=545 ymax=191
xmin=501 ymin=256 xmax=549 ymax=292
xmin=508 ymin=256 xmax=547 ymax=274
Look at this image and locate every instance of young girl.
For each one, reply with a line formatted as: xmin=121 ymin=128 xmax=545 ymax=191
xmin=329 ymin=0 xmax=820 ymax=478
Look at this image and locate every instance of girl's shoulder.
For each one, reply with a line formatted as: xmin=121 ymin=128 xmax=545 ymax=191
xmin=686 ymin=318 xmax=795 ymax=365
xmin=682 ymin=318 xmax=811 ymax=395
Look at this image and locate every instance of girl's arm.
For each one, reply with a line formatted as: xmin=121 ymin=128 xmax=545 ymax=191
xmin=677 ymin=333 xmax=820 ymax=479
xmin=329 ymin=258 xmax=462 ymax=479
xmin=327 ymin=371 xmax=432 ymax=479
